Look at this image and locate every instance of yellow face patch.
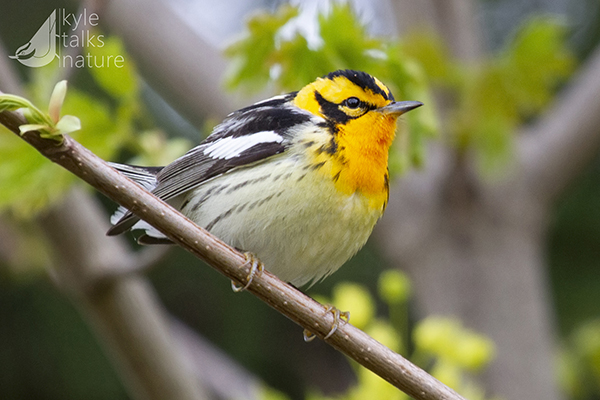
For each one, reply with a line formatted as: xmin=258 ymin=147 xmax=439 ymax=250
xmin=294 ymin=75 xmax=392 ymax=120
xmin=293 ymin=71 xmax=401 ymax=209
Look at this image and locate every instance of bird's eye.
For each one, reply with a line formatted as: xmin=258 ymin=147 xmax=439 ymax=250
xmin=344 ymin=97 xmax=361 ymax=109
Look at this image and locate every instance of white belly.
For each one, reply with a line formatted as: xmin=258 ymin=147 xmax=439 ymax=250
xmin=182 ymin=157 xmax=383 ymax=287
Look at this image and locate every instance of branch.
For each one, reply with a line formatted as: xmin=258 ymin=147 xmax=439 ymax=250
xmin=0 ymin=46 xmax=210 ymax=399
xmin=100 ymin=0 xmax=255 ymax=123
xmin=518 ymin=45 xmax=600 ymax=202
xmin=0 ymin=110 xmax=465 ymax=399
xmin=39 ymin=186 xmax=260 ymax=399
xmin=170 ymin=318 xmax=264 ymax=400
xmin=38 ymin=188 xmax=209 ymax=400
xmin=392 ymin=0 xmax=481 ymax=61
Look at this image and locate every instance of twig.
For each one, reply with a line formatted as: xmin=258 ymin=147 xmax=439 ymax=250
xmin=0 ymin=107 xmax=466 ymax=400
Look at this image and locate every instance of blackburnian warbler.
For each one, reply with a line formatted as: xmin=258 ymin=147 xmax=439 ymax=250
xmin=107 ymin=70 xmax=422 ymax=288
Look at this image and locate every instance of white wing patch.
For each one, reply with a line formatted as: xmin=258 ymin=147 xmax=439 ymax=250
xmin=251 ymin=93 xmax=288 ymax=106
xmin=203 ymin=131 xmax=283 ymax=160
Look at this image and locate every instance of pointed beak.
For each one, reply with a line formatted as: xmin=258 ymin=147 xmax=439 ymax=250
xmin=378 ymin=101 xmax=423 ymax=116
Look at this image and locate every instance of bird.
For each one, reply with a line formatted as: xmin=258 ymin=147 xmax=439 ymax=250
xmin=107 ymin=69 xmax=422 ymax=289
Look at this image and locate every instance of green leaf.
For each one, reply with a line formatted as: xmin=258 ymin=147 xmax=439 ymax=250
xmin=62 ymin=89 xmax=125 ymax=160
xmin=19 ymin=124 xmax=49 ymax=134
xmin=0 ymin=94 xmax=36 ymax=113
xmin=86 ymin=33 xmax=138 ymax=99
xmin=318 ymin=2 xmax=383 ymax=69
xmin=224 ymin=4 xmax=299 ymax=91
xmin=0 ymin=83 xmax=130 ymax=216
xmin=223 ymin=2 xmax=439 ymax=173
xmin=55 ymin=115 xmax=82 ymax=135
xmin=501 ymin=15 xmax=574 ymax=116
xmin=0 ymin=92 xmax=60 ymax=140
xmin=0 ymin=127 xmax=74 ymax=216
xmin=276 ymin=35 xmax=335 ymax=90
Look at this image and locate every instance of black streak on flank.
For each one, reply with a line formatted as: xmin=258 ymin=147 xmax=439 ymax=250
xmin=205 ymin=207 xmax=236 ymax=231
xmin=227 ymin=174 xmax=271 ymax=194
xmin=272 ymin=173 xmax=283 ymax=182
xmin=383 ymin=172 xmax=390 ymax=211
xmin=311 ymin=161 xmax=326 ymax=170
xmin=180 ymin=199 xmax=190 ymax=210
xmin=236 ymin=202 xmax=248 ymax=213
xmin=190 ymin=185 xmax=218 ymax=212
xmin=257 ymin=193 xmax=275 ymax=207
xmin=212 ymin=184 xmax=230 ymax=196
xmin=332 ymin=170 xmax=341 ymax=183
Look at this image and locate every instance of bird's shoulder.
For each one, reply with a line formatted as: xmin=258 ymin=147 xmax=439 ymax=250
xmin=152 ymin=92 xmax=319 ymax=200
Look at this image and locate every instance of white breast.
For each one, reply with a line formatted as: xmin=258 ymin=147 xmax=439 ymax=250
xmin=182 ymin=155 xmax=382 ymax=287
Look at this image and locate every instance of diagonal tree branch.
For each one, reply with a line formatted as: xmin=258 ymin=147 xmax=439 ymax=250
xmin=170 ymin=317 xmax=264 ymax=399
xmin=40 ymin=185 xmax=262 ymax=400
xmin=100 ymin=0 xmax=249 ymax=124
xmin=38 ymin=188 xmax=209 ymax=400
xmin=1 ymin=40 xmax=209 ymax=400
xmin=517 ymin=45 xmax=600 ymax=203
xmin=0 ymin=107 xmax=465 ymax=400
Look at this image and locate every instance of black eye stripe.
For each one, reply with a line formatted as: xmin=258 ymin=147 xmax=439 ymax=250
xmin=314 ymin=91 xmax=380 ymax=125
xmin=314 ymin=90 xmax=350 ymax=124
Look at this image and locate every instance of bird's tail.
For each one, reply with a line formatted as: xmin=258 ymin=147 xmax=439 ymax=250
xmin=107 ymin=163 xmax=164 ymax=238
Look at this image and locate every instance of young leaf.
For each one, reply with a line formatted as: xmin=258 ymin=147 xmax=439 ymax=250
xmin=55 ymin=115 xmax=81 ymax=135
xmin=48 ymin=80 xmax=68 ymax=124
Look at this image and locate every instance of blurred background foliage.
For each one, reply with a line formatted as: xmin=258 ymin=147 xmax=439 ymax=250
xmin=0 ymin=0 xmax=600 ymax=399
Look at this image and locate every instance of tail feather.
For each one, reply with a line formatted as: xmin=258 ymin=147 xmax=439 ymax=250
xmin=107 ymin=163 xmax=163 ymax=236
xmin=109 ymin=162 xmax=162 ymax=191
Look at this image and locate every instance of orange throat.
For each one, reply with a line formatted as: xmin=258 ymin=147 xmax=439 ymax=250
xmin=329 ymin=114 xmax=397 ymax=207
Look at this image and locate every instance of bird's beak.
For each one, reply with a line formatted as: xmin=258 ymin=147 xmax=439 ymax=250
xmin=378 ymin=101 xmax=423 ymax=116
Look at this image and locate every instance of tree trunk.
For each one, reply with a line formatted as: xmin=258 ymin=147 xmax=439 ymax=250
xmin=378 ymin=156 xmax=559 ymax=399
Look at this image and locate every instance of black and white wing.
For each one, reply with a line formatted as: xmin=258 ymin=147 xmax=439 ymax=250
xmin=108 ymin=92 xmax=313 ymax=235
